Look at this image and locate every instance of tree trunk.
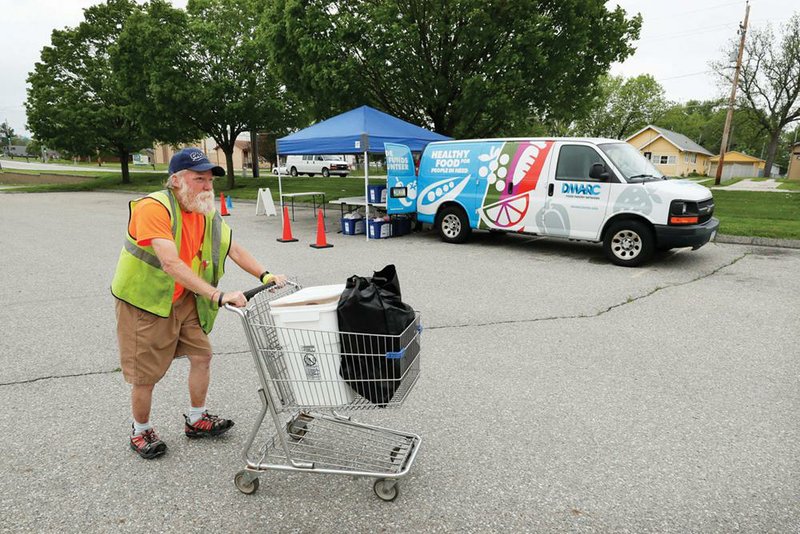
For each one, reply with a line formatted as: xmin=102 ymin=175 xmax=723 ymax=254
xmin=224 ymin=145 xmax=236 ymax=189
xmin=763 ymin=129 xmax=781 ymax=177
xmin=120 ymin=148 xmax=131 ymax=184
xmin=250 ymin=130 xmax=259 ymax=178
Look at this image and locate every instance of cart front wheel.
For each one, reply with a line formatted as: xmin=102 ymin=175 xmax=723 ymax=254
xmin=373 ymin=479 xmax=399 ymax=502
xmin=234 ymin=471 xmax=260 ymax=495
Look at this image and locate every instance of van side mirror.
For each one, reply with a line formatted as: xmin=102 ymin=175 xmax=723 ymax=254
xmin=589 ymin=162 xmax=609 ymax=181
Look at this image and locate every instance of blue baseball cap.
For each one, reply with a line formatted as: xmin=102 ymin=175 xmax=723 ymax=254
xmin=169 ymin=148 xmax=225 ymax=176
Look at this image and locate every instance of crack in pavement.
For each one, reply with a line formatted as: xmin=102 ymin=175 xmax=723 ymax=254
xmin=0 ymin=254 xmax=749 ymax=387
xmin=426 ymin=252 xmax=750 ymax=331
xmin=0 ymin=350 xmax=251 ymax=387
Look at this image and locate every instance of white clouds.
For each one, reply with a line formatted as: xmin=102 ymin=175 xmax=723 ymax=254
xmin=0 ymin=0 xmax=187 ymax=135
xmin=608 ymin=0 xmax=796 ymax=103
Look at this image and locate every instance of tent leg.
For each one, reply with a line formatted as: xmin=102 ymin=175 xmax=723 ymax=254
xmin=364 ymin=150 xmax=369 ymax=242
xmin=277 ymin=151 xmax=284 ymax=229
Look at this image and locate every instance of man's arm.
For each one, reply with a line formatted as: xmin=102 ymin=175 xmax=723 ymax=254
xmin=150 ymin=238 xmax=245 ymax=307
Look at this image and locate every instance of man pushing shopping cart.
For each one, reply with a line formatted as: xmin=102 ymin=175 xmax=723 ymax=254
xmin=111 ymin=147 xmax=287 ymax=460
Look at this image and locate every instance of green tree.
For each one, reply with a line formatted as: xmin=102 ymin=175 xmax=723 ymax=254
xmin=267 ymin=0 xmax=641 ymax=137
xmin=25 ymin=0 xmax=153 ymax=184
xmin=116 ymin=0 xmax=300 ymax=189
xmin=571 ymin=74 xmax=667 ymax=139
xmin=1 ymin=121 xmax=15 ymax=154
xmin=712 ymin=13 xmax=800 ymax=176
xmin=658 ymin=100 xmax=769 ymax=157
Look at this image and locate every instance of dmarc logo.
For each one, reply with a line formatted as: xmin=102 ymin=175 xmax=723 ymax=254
xmin=562 ymin=183 xmax=601 ymax=196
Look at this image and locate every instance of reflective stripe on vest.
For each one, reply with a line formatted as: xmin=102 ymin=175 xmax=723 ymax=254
xmin=111 ymin=190 xmax=231 ymax=332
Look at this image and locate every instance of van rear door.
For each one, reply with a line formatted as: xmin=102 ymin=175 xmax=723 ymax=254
xmin=385 ymin=143 xmax=418 ymax=214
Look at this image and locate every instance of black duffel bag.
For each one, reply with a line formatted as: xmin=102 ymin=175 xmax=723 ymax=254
xmin=337 ymin=265 xmax=415 ymax=405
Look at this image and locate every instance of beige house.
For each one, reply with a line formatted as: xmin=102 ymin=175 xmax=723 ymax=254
xmin=788 ymin=142 xmax=800 ymax=181
xmin=708 ymin=151 xmax=767 ymax=180
xmin=153 ymin=136 xmax=252 ymax=172
xmin=625 ymin=125 xmax=713 ymax=177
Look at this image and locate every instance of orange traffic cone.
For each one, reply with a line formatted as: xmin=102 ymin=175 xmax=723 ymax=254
xmin=310 ymin=209 xmax=333 ymax=249
xmin=219 ymin=193 xmax=230 ymax=216
xmin=277 ymin=205 xmax=298 ymax=243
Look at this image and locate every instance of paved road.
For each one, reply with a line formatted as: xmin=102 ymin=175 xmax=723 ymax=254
xmin=1 ymin=192 xmax=798 ymax=533
xmin=0 ymin=158 xmax=153 ymax=173
xmin=712 ymin=178 xmax=798 ymax=192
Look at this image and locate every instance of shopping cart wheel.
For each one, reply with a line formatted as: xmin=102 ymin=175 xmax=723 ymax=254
xmin=373 ymin=479 xmax=399 ymax=502
xmin=286 ymin=419 xmax=308 ymax=440
xmin=287 ymin=412 xmax=313 ymax=440
xmin=234 ymin=471 xmax=260 ymax=495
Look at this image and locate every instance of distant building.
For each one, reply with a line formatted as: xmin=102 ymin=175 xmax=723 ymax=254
xmin=5 ymin=145 xmax=29 ymax=157
xmin=708 ymin=151 xmax=772 ymax=180
xmin=788 ymin=142 xmax=800 ymax=181
xmin=152 ymin=135 xmax=252 ymax=172
xmin=625 ymin=125 xmax=713 ymax=177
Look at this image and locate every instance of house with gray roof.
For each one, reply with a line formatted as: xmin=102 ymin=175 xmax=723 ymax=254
xmin=625 ymin=125 xmax=713 ymax=177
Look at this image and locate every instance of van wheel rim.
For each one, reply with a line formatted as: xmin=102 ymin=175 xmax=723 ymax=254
xmin=442 ymin=214 xmax=462 ymax=238
xmin=611 ymin=229 xmax=642 ymax=260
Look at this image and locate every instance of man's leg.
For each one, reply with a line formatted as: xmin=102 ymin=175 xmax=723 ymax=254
xmin=183 ymin=353 xmax=234 ymax=438
xmin=187 ymin=353 xmax=211 ymax=408
xmin=132 ymin=384 xmax=155 ymax=424
xmin=116 ymin=298 xmax=174 ymax=460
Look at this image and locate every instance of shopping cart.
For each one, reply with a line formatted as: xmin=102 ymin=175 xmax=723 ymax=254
xmin=226 ymin=281 xmax=422 ymax=501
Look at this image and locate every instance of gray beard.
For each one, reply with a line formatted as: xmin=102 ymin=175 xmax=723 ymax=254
xmin=174 ymin=180 xmax=215 ymax=214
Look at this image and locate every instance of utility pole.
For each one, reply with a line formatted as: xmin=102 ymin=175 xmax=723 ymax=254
xmin=715 ymin=1 xmax=750 ymax=185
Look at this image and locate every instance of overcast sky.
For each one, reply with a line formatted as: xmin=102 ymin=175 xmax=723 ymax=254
xmin=0 ymin=0 xmax=796 ymax=137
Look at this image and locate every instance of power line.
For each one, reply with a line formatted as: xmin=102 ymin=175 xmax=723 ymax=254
xmin=657 ymin=70 xmax=713 ymax=81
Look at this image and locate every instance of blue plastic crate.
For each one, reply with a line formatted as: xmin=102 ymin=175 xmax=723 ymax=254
xmin=368 ymin=185 xmax=387 ymax=204
xmin=368 ymin=219 xmax=392 ymax=239
xmin=391 ymin=217 xmax=412 ymax=236
xmin=341 ymin=218 xmax=365 ymax=235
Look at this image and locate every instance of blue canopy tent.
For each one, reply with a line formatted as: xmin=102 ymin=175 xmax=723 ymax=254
xmin=276 ymin=105 xmax=451 ymax=239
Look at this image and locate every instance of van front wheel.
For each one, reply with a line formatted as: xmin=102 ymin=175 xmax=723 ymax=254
xmin=322 ymin=168 xmax=330 ymax=177
xmin=603 ymin=220 xmax=654 ymax=267
xmin=436 ymin=206 xmax=471 ymax=244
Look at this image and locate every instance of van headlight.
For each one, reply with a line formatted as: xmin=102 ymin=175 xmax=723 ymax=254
xmin=669 ymin=200 xmax=699 ymax=225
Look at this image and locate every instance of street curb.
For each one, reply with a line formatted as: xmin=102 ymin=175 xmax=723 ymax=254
xmin=715 ymin=233 xmax=800 ymax=249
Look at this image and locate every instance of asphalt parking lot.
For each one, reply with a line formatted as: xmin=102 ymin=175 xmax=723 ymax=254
xmin=2 ymin=191 xmax=798 ymax=533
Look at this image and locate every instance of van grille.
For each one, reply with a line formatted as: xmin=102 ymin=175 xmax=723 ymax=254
xmin=698 ymin=198 xmax=714 ymax=223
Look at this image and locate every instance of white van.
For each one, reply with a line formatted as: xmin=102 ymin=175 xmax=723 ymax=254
xmin=285 ymin=155 xmax=350 ymax=177
xmin=385 ymin=138 xmax=719 ymax=266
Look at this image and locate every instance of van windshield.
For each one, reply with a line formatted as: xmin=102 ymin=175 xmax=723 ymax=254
xmin=599 ymin=143 xmax=664 ymax=182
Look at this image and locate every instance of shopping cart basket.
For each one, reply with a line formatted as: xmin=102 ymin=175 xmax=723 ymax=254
xmin=226 ymin=281 xmax=422 ymax=501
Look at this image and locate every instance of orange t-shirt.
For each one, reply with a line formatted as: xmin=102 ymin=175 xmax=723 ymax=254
xmin=128 ymin=198 xmax=206 ymax=302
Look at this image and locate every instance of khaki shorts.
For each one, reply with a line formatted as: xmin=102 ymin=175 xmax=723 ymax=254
xmin=115 ymin=292 xmax=212 ymax=385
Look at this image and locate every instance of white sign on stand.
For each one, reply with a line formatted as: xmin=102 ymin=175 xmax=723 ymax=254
xmin=255 ymin=188 xmax=277 ymax=216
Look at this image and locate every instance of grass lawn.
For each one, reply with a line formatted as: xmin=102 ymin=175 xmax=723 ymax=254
xmin=4 ymin=169 xmax=799 ymax=240
xmin=713 ymin=190 xmax=800 ymax=240
xmin=1 ymin=170 xmax=386 ymax=201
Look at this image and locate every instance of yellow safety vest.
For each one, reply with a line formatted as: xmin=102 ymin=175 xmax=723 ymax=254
xmin=110 ymin=190 xmax=232 ymax=333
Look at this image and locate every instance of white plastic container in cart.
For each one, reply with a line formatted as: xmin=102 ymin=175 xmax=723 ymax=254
xmin=268 ymin=284 xmax=355 ymax=406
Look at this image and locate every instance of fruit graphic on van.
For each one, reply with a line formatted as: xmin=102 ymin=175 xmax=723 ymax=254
xmin=478 ymin=141 xmax=552 ymax=228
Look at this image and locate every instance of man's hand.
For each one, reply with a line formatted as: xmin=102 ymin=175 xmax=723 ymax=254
xmin=221 ymin=291 xmax=247 ymax=308
xmin=262 ymin=273 xmax=288 ymax=287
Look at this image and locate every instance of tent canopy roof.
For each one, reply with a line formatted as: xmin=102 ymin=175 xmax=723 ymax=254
xmin=277 ymin=105 xmax=451 ymax=154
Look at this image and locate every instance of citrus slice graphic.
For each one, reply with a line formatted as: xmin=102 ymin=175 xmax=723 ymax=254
xmin=480 ymin=192 xmax=530 ymax=228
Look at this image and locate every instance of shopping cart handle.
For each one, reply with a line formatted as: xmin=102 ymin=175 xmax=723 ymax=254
xmin=243 ymin=281 xmax=276 ymax=301
xmin=242 ymin=279 xmax=300 ymax=301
